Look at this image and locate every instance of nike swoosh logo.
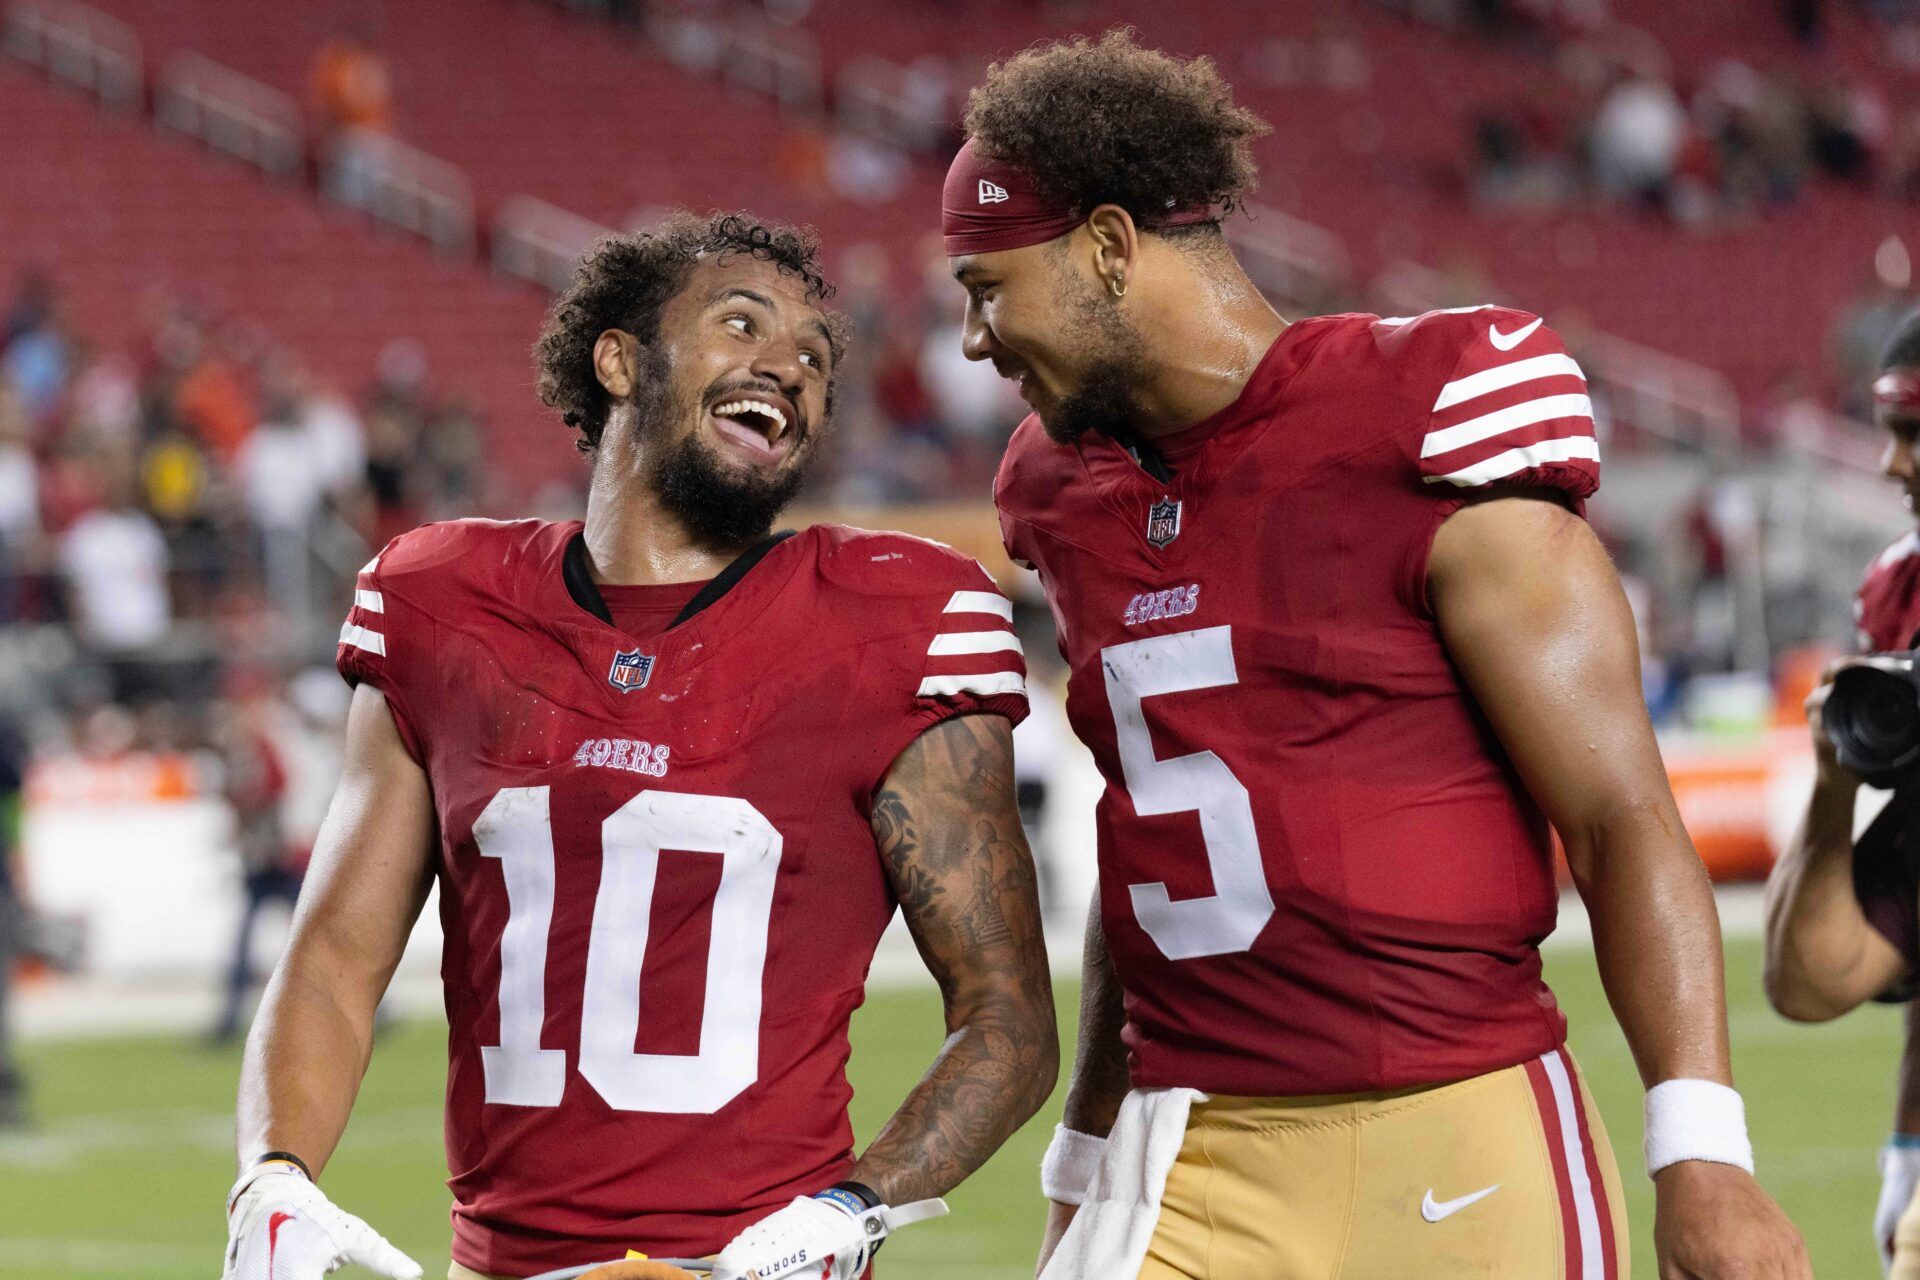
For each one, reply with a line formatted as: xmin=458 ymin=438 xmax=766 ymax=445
xmin=1421 ymin=1184 xmax=1500 ymax=1222
xmin=1488 ymin=317 xmax=1543 ymax=351
xmin=267 ymin=1211 xmax=293 ymax=1278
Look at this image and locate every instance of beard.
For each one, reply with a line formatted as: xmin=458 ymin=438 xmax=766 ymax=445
xmin=651 ymin=426 xmax=812 ymax=545
xmin=1037 ymin=274 xmax=1153 ymax=446
xmin=1044 ymin=352 xmax=1149 ymax=446
xmin=627 ymin=347 xmax=815 ymax=546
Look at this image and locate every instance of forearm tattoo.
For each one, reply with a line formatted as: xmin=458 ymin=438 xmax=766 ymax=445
xmin=856 ymin=715 xmax=1057 ymax=1203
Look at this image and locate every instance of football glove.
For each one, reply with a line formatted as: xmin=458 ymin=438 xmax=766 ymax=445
xmin=1878 ymin=1140 xmax=1920 ymax=1274
xmin=711 ymin=1192 xmax=947 ymax=1280
xmin=222 ymin=1165 xmax=422 ymax=1280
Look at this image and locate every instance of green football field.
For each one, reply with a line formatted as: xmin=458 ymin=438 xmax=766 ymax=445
xmin=0 ymin=936 xmax=1901 ymax=1279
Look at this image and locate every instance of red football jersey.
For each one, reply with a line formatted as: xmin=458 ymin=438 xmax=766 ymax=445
xmin=1856 ymin=529 xmax=1920 ymax=654
xmin=334 ymin=518 xmax=1026 ymax=1275
xmin=996 ymin=306 xmax=1600 ymax=1097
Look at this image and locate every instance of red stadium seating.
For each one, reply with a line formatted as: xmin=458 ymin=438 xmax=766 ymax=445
xmin=23 ymin=0 xmax=1919 ymax=420
xmin=0 ymin=63 xmax=564 ymax=484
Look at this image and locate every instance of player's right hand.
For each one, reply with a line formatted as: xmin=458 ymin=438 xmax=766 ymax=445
xmin=222 ymin=1166 xmax=423 ymax=1280
xmin=1877 ymin=1141 xmax=1920 ymax=1274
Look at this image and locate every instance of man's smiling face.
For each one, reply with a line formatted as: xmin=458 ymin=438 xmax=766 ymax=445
xmin=608 ymin=252 xmax=838 ymax=544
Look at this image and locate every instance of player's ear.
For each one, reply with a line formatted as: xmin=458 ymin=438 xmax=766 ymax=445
xmin=1082 ymin=205 xmax=1139 ymax=300
xmin=593 ymin=329 xmax=640 ymax=400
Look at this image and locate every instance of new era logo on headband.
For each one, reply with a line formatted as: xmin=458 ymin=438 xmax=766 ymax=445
xmin=978 ymin=179 xmax=1009 ymax=204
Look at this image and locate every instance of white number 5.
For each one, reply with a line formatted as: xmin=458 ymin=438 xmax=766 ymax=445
xmin=1102 ymin=626 xmax=1273 ymax=959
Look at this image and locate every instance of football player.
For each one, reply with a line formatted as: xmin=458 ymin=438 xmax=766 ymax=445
xmin=220 ymin=213 xmax=1056 ymax=1280
xmin=1764 ymin=303 xmax=1920 ymax=1275
xmin=941 ymin=32 xmax=1808 ymax=1280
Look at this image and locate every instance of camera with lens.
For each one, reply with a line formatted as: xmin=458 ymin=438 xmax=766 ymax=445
xmin=1825 ymin=652 xmax=1920 ymax=789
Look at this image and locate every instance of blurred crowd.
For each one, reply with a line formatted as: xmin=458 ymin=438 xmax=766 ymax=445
xmin=0 ymin=271 xmax=484 ymax=704
xmin=1469 ymin=53 xmax=1920 ymax=222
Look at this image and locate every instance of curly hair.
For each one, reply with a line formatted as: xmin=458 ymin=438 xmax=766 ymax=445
xmin=534 ymin=211 xmax=842 ymax=452
xmin=961 ymin=29 xmax=1268 ymax=233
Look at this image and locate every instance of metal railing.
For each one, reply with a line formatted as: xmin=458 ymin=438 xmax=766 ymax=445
xmin=835 ymin=55 xmax=953 ymax=152
xmin=494 ymin=196 xmax=616 ymax=294
xmin=1228 ymin=203 xmax=1354 ymax=313
xmin=321 ymin=129 xmax=476 ymax=258
xmin=1 ymin=0 xmax=140 ymax=109
xmin=154 ymin=52 xmax=302 ymax=178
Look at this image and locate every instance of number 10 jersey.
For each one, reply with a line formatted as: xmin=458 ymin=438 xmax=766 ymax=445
xmin=335 ymin=517 xmax=1026 ymax=1276
xmin=995 ymin=307 xmax=1602 ymax=1099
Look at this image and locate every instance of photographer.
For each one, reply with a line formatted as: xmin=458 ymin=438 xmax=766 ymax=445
xmin=1765 ymin=304 xmax=1920 ymax=1275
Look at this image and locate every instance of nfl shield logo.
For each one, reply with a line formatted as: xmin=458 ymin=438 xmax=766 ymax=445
xmin=1146 ymin=497 xmax=1182 ymax=549
xmin=607 ymin=648 xmax=654 ymax=693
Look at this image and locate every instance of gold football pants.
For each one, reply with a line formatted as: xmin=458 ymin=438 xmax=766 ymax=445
xmin=1138 ymin=1048 xmax=1630 ymax=1280
xmin=1894 ymin=1182 xmax=1920 ymax=1280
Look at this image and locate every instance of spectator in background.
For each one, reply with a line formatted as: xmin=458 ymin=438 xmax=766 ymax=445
xmin=59 ymin=471 xmax=171 ymax=699
xmin=0 ymin=386 xmax=40 ymax=623
xmin=1 ymin=274 xmax=70 ymax=423
xmin=311 ymin=25 xmax=393 ymax=207
xmin=208 ymin=686 xmax=298 ymax=1044
xmin=0 ymin=712 xmax=25 ymax=1128
xmin=1589 ymin=70 xmax=1688 ymax=209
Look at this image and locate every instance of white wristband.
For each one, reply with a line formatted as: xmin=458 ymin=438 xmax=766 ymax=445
xmin=1040 ymin=1124 xmax=1108 ymax=1205
xmin=1643 ymin=1079 xmax=1753 ymax=1176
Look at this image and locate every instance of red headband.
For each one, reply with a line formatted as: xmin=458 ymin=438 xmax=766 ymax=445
xmin=1877 ymin=370 xmax=1920 ymax=415
xmin=941 ymin=138 xmax=1216 ymax=256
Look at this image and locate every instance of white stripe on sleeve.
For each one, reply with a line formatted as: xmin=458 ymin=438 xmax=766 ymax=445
xmin=916 ymin=671 xmax=1026 ymax=699
xmin=1432 ymin=353 xmax=1586 ymax=411
xmin=1541 ymin=1051 xmax=1604 ymax=1280
xmin=1424 ymin=435 xmax=1601 ymax=487
xmin=339 ymin=621 xmax=387 ymax=657
xmin=1421 ymin=394 xmax=1593 ymax=457
xmin=359 ymin=553 xmax=382 ymax=575
xmin=943 ymin=590 xmax=1014 ymax=621
xmin=927 ymin=631 xmax=1024 ymax=657
xmin=354 ymin=588 xmax=385 ymax=614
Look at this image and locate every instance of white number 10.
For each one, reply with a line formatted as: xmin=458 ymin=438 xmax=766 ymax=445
xmin=1102 ymin=626 xmax=1273 ymax=960
xmin=472 ymin=786 xmax=783 ymax=1114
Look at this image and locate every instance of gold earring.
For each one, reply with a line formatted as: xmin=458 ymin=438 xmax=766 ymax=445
xmin=1109 ymin=274 xmax=1127 ymax=299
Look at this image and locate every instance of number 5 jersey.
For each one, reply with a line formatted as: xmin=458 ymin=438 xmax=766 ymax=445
xmin=335 ymin=518 xmax=1027 ymax=1276
xmin=994 ymin=306 xmax=1601 ymax=1099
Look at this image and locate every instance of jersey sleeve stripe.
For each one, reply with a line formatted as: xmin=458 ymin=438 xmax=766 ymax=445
xmin=1421 ymin=394 xmax=1593 ymax=458
xmin=927 ymin=630 xmax=1023 ymax=657
xmin=339 ymin=621 xmax=387 ymax=656
xmin=916 ymin=671 xmax=1026 ymax=698
xmin=943 ymin=590 xmax=1014 ymax=621
xmin=354 ymin=588 xmax=385 ymax=614
xmin=1423 ymin=435 xmax=1601 ymax=487
xmin=1432 ymin=353 xmax=1586 ymax=412
xmin=360 ymin=553 xmax=382 ymax=575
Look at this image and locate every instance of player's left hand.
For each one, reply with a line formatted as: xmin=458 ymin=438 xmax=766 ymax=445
xmin=711 ymin=1192 xmax=947 ymax=1280
xmin=1653 ymin=1160 xmax=1809 ymax=1279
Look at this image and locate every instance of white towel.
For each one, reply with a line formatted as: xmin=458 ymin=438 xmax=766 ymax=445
xmin=1040 ymin=1087 xmax=1205 ymax=1280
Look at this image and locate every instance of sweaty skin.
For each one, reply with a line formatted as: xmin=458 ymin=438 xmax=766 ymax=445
xmin=1431 ymin=493 xmax=1807 ymax=1280
xmin=235 ymin=253 xmax=1056 ymax=1227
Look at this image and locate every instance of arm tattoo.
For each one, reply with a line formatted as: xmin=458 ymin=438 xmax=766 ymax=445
xmin=855 ymin=714 xmax=1058 ymax=1203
